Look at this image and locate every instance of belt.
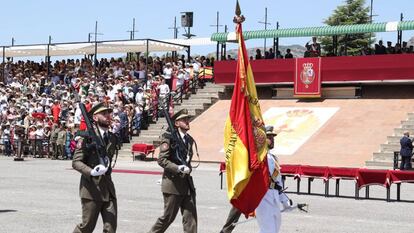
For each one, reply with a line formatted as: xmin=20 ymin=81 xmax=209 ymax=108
xmin=269 ymin=181 xmax=282 ymax=191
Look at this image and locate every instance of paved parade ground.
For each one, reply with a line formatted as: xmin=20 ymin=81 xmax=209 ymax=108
xmin=1 ymin=156 xmax=414 ymax=233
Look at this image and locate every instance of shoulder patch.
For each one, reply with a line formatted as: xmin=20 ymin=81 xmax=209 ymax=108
xmin=160 ymin=142 xmax=169 ymax=152
xmin=76 ymin=138 xmax=84 ymax=149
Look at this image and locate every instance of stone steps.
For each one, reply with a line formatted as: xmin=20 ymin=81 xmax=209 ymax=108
xmin=366 ymin=158 xmax=414 ymax=168
xmin=173 ymin=103 xmax=210 ymax=110
xmin=122 ymin=82 xmax=224 ymax=149
xmin=400 ymin=120 xmax=414 ymax=125
xmin=365 ymin=160 xmax=394 ymax=168
xmin=386 ymin=136 xmax=414 ymax=144
xmin=140 ymin=130 xmax=167 ymax=136
xmin=203 ymin=83 xmax=225 ymax=88
xmin=173 ymin=107 xmax=203 ymax=116
xmin=174 ymin=99 xmax=213 ymax=107
xmin=175 ymin=98 xmax=213 ymax=105
xmin=372 ymin=152 xmax=395 ymax=161
xmin=190 ymin=93 xmax=220 ymax=99
xmin=380 ymin=144 xmax=400 ymax=152
xmin=135 ymin=134 xmax=161 ymax=139
xmin=394 ymin=128 xmax=412 ymax=136
xmin=174 ymin=103 xmax=209 ymax=110
xmin=197 ymin=88 xmax=226 ymax=94
xmin=141 ymin=129 xmax=167 ymax=134
xmin=401 ymin=123 xmax=414 ymax=128
xmin=146 ymin=123 xmax=168 ymax=130
xmin=368 ymin=111 xmax=411 ymax=168
xmin=368 ymin=112 xmax=411 ymax=168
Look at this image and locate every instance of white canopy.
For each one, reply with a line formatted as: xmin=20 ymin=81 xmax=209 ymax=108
xmin=1 ymin=39 xmax=192 ymax=58
xmin=163 ymin=37 xmax=216 ymax=46
xmin=0 ymin=37 xmax=217 ymax=58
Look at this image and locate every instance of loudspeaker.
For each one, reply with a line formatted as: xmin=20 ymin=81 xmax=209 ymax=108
xmin=181 ymin=12 xmax=193 ymax=27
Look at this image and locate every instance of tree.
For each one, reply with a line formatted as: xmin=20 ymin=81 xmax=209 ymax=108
xmin=320 ymin=0 xmax=372 ymax=56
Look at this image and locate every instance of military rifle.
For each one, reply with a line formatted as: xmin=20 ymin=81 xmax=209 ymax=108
xmin=161 ymin=94 xmax=190 ymax=168
xmin=72 ymin=88 xmax=109 ymax=167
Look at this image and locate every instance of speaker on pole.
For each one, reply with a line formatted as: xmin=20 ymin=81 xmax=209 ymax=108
xmin=181 ymin=12 xmax=193 ymax=27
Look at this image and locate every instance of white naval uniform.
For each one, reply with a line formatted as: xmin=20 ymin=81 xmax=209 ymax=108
xmin=255 ymin=153 xmax=283 ymax=233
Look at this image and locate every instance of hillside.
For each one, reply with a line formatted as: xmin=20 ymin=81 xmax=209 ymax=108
xmin=207 ymin=44 xmax=307 ymax=59
xmin=409 ymin=36 xmax=414 ymax=46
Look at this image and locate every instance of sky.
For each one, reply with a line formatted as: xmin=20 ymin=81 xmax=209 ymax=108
xmin=0 ymin=0 xmax=413 ymax=60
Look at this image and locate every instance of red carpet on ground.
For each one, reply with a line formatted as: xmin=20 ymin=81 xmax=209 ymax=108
xmin=112 ymin=169 xmax=162 ymax=175
xmin=67 ymin=168 xmax=162 ymax=175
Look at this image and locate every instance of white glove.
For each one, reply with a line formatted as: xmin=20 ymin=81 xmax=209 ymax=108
xmin=282 ymin=200 xmax=291 ymax=209
xmin=90 ymin=164 xmax=108 ymax=176
xmin=177 ymin=165 xmax=190 ymax=174
xmin=279 ymin=192 xmax=292 ymax=209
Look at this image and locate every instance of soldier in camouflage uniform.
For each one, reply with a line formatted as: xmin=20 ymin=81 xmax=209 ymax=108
xmin=148 ymin=109 xmax=197 ymax=233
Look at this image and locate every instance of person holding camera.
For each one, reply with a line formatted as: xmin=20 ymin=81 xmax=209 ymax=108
xmin=148 ymin=109 xmax=197 ymax=233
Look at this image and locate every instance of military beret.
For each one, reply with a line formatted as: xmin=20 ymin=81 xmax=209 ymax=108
xmin=89 ymin=102 xmax=113 ymax=116
xmin=172 ymin=109 xmax=190 ymax=121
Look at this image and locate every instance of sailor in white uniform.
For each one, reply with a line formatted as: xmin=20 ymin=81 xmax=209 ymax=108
xmin=255 ymin=126 xmax=291 ymax=233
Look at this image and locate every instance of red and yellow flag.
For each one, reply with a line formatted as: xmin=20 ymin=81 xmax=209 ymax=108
xmin=223 ymin=19 xmax=269 ymax=215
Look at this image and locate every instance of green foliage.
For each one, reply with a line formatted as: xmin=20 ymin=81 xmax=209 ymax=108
xmin=320 ymin=0 xmax=373 ymax=56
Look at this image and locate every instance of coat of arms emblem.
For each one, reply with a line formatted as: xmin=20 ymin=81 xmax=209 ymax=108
xmin=300 ymin=63 xmax=315 ymax=88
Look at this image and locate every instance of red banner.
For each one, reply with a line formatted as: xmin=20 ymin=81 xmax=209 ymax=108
xmin=224 ymin=22 xmax=269 ymax=216
xmin=294 ymin=57 xmax=321 ymax=97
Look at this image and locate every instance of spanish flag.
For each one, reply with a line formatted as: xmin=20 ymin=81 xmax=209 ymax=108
xmin=223 ymin=9 xmax=270 ymax=215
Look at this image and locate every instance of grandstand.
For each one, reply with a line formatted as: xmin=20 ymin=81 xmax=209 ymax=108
xmin=201 ymin=20 xmax=414 ymax=169
xmin=1 ymin=20 xmax=414 ymax=170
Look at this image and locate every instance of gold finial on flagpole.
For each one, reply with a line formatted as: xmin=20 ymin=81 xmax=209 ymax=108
xmin=235 ymin=0 xmax=241 ymax=16
xmin=233 ymin=0 xmax=245 ymax=23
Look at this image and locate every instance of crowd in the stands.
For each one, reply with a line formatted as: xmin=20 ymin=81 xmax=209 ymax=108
xmin=0 ymin=54 xmax=213 ymax=159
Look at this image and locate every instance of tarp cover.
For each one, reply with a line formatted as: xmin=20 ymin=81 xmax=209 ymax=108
xmin=0 ymin=38 xmax=216 ymax=57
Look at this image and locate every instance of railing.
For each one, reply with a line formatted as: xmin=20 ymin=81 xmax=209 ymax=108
xmin=149 ymin=72 xmax=202 ymax=122
xmin=220 ymin=162 xmax=414 ymax=202
xmin=394 ymin=151 xmax=400 ymax=170
xmin=0 ymin=138 xmax=51 ymax=158
xmin=129 ymin=69 xmax=214 ymax=140
xmin=393 ymin=151 xmax=414 ymax=170
xmin=171 ymin=72 xmax=201 ymax=104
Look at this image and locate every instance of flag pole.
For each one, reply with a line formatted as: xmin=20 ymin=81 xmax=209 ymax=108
xmin=223 ymin=0 xmax=270 ymax=216
xmin=233 ymin=0 xmax=245 ymax=24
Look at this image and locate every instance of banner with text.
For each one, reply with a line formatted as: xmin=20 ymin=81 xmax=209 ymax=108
xmin=294 ymin=57 xmax=321 ymax=98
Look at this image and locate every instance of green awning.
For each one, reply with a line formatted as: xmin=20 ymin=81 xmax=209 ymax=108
xmin=211 ymin=21 xmax=414 ymax=42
